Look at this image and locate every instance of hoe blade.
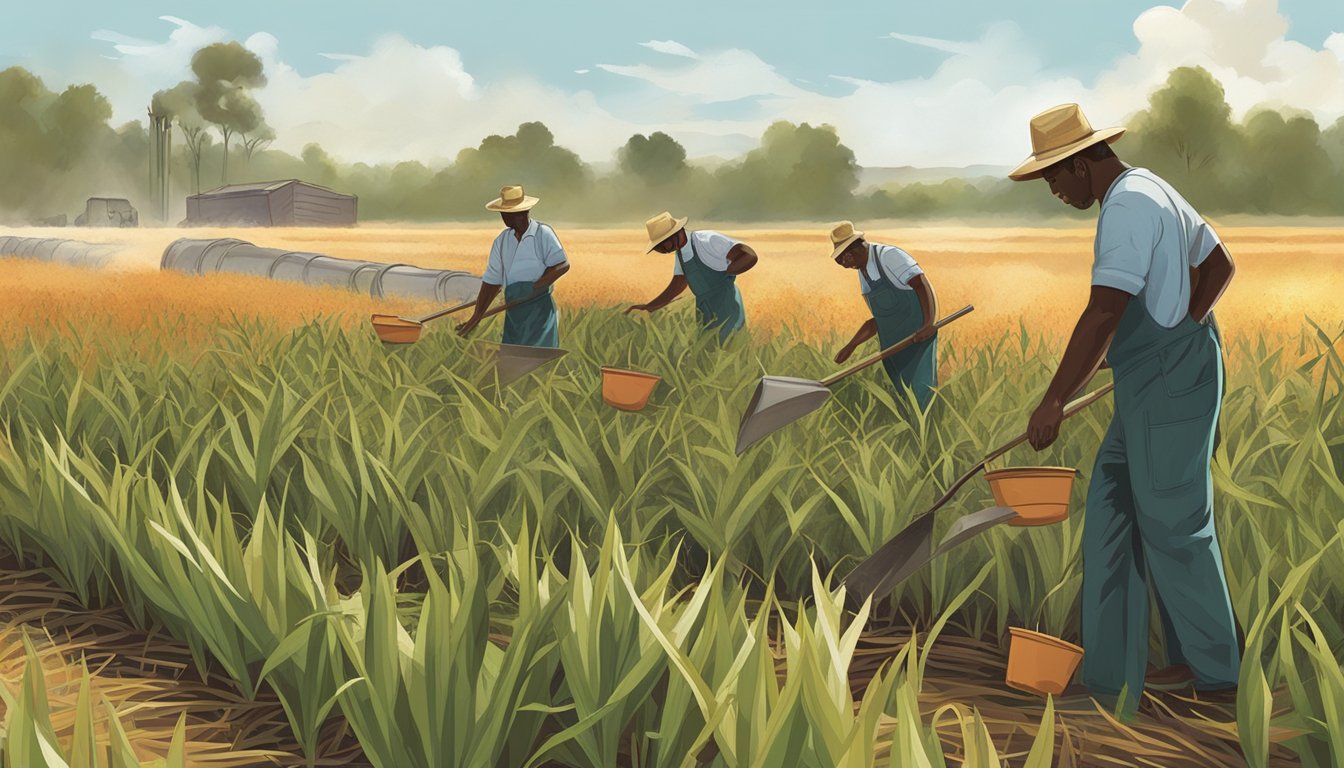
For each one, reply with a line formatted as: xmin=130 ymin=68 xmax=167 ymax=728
xmin=493 ymin=344 xmax=568 ymax=386
xmin=735 ymin=376 xmax=833 ymax=455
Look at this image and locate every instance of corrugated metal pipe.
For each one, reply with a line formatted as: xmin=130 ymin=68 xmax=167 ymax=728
xmin=160 ymin=238 xmax=483 ymax=304
xmin=0 ymin=236 xmax=121 ymax=268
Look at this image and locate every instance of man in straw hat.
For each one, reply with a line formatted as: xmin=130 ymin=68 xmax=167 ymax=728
xmin=1011 ymin=104 xmax=1240 ymax=708
xmin=828 ymin=221 xmax=939 ymax=407
xmin=625 ymin=212 xmax=757 ymax=342
xmin=457 ymin=185 xmax=570 ymax=348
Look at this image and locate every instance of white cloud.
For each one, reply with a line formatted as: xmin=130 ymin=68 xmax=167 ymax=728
xmin=598 ymin=48 xmax=808 ymax=104
xmin=76 ymin=0 xmax=1344 ymax=169
xmin=887 ymin=32 xmax=975 ymax=56
xmin=1092 ymin=0 xmax=1344 ymax=127
xmin=248 ymin=35 xmax=640 ymax=165
xmin=639 ymin=40 xmax=699 ymax=59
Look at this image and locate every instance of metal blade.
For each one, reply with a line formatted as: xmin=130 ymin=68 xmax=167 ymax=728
xmin=842 ymin=513 xmax=936 ymax=609
xmin=734 ymin=376 xmax=833 ymax=455
xmin=931 ymin=506 xmax=1019 ymax=558
xmin=493 ymin=344 xmax=568 ymax=386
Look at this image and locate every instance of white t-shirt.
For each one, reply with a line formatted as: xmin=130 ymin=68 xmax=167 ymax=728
xmin=1092 ymin=168 xmax=1222 ymax=328
xmin=859 ymin=243 xmax=923 ymax=294
xmin=482 ymin=220 xmax=568 ymax=286
xmin=674 ymin=230 xmax=740 ymax=275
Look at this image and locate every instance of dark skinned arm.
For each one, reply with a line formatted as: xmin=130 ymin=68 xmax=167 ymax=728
xmin=457 ymin=282 xmax=502 ymax=337
xmin=909 ymin=273 xmax=938 ymax=342
xmin=626 ymin=275 xmax=689 ymax=314
xmin=835 ymin=319 xmax=878 ymax=363
xmin=725 ymin=243 xmax=758 ymax=275
xmin=1189 ymin=243 xmax=1235 ymax=322
xmin=459 ymin=261 xmax=570 ymax=335
xmin=532 ymin=261 xmax=570 ymax=292
xmin=1027 ymin=286 xmax=1131 ymax=450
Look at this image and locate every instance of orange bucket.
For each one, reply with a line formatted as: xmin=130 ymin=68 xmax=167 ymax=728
xmin=601 ymin=367 xmax=661 ymax=411
xmin=1006 ymin=627 xmax=1084 ymax=695
xmin=371 ymin=314 xmax=423 ymax=344
xmin=984 ymin=466 xmax=1078 ymax=526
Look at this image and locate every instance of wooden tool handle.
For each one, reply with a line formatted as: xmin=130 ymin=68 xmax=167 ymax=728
xmin=980 ymin=382 xmax=1116 ymax=465
xmin=820 ymin=305 xmax=974 ymax=387
xmin=413 ymin=299 xmax=476 ymax=324
xmin=916 ymin=382 xmax=1116 ymax=523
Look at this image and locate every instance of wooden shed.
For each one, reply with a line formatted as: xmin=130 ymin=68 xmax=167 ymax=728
xmin=183 ymin=180 xmax=358 ymax=227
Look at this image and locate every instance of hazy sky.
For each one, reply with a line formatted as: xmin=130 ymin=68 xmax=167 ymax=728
xmin=4 ymin=0 xmax=1341 ymax=167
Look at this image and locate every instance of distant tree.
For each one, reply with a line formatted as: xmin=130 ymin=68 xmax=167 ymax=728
xmin=1322 ymin=116 xmax=1344 ymax=172
xmin=191 ymin=42 xmax=267 ymax=185
xmin=432 ymin=121 xmax=591 ymax=217
xmin=241 ymin=122 xmax=275 ymax=165
xmin=618 ymin=132 xmax=688 ymax=185
xmin=301 ymin=143 xmax=340 ymax=187
xmin=715 ymin=121 xmax=858 ymax=218
xmin=1126 ymin=67 xmax=1241 ymax=208
xmin=46 ymin=84 xmax=111 ymax=170
xmin=152 ymin=82 xmax=211 ymax=193
xmin=1240 ymin=108 xmax=1334 ymax=214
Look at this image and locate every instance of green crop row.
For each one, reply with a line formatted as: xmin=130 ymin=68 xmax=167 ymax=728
xmin=0 ymin=308 xmax=1339 ymax=764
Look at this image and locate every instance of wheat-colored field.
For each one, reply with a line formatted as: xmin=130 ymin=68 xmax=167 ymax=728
xmin=3 ymin=224 xmax=1340 ymax=349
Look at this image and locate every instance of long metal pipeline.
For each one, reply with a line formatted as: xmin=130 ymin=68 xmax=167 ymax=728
xmin=160 ymin=238 xmax=483 ymax=304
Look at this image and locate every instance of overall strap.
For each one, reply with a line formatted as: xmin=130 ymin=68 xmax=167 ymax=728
xmin=868 ymin=244 xmax=899 ymax=288
xmin=686 ymin=231 xmax=700 ymax=266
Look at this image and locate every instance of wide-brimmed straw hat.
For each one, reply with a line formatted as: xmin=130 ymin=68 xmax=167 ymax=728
xmin=644 ymin=211 xmax=688 ymax=252
xmin=828 ymin=221 xmax=864 ymax=260
xmin=1008 ymin=104 xmax=1125 ymax=181
xmin=485 ymin=185 xmax=539 ymax=212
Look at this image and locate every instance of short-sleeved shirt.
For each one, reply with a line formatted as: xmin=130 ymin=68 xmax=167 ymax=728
xmin=859 ymin=243 xmax=923 ymax=294
xmin=482 ymin=220 xmax=568 ymax=286
xmin=673 ymin=230 xmax=740 ymax=275
xmin=1092 ymin=168 xmax=1222 ymax=328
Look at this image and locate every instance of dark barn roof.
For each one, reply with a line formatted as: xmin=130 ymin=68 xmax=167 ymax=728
xmin=184 ymin=180 xmax=358 ymax=227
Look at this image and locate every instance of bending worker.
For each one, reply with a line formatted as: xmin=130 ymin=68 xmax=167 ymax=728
xmin=626 ymin=212 xmax=757 ymax=342
xmin=458 ymin=185 xmax=570 ymax=347
xmin=1012 ymin=104 xmax=1240 ymax=707
xmin=829 ymin=221 xmax=939 ymax=407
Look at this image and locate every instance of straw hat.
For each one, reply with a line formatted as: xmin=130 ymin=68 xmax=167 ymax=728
xmin=644 ymin=211 xmax=688 ymax=252
xmin=828 ymin=221 xmax=864 ymax=260
xmin=485 ymin=185 xmax=539 ymax=212
xmin=1008 ymin=104 xmax=1125 ymax=181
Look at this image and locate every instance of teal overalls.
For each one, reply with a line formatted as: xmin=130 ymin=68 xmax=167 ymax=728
xmin=1080 ymin=298 xmax=1240 ymax=702
xmin=679 ymin=234 xmax=746 ymax=343
xmin=862 ymin=245 xmax=936 ymax=407
xmin=501 ymin=224 xmax=561 ymax=348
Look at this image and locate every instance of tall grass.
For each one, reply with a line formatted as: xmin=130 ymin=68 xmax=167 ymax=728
xmin=0 ymin=306 xmax=1339 ymax=763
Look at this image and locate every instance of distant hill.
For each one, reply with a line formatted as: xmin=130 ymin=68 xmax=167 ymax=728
xmin=859 ymin=165 xmax=1012 ymax=189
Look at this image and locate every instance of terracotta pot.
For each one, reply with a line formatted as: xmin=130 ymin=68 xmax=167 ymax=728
xmin=1006 ymin=627 xmax=1084 ymax=696
xmin=601 ymin=367 xmax=661 ymax=411
xmin=371 ymin=314 xmax=422 ymax=344
xmin=983 ymin=466 xmax=1078 ymax=526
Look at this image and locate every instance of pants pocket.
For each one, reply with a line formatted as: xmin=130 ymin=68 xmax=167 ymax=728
xmin=1158 ymin=332 xmax=1218 ymax=398
xmin=1145 ymin=406 xmax=1216 ymax=493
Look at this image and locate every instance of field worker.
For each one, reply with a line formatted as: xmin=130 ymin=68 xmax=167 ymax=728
xmin=1012 ymin=104 xmax=1240 ymax=706
xmin=625 ymin=212 xmax=757 ymax=342
xmin=457 ymin=185 xmax=570 ymax=347
xmin=829 ymin=222 xmax=939 ymax=408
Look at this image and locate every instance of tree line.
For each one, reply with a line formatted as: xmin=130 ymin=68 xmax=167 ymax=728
xmin=2 ymin=51 xmax=1342 ymax=224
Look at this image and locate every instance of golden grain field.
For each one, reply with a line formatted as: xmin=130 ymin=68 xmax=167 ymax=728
xmin=3 ymin=224 xmax=1340 ymax=350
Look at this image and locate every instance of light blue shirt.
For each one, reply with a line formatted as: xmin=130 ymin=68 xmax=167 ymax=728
xmin=673 ymin=230 xmax=740 ymax=276
xmin=1093 ymin=168 xmax=1221 ymax=328
xmin=859 ymin=243 xmax=923 ymax=294
xmin=482 ymin=220 xmax=568 ymax=286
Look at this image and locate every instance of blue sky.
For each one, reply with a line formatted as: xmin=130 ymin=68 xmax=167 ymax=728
xmin=4 ymin=1 xmax=1341 ymax=167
